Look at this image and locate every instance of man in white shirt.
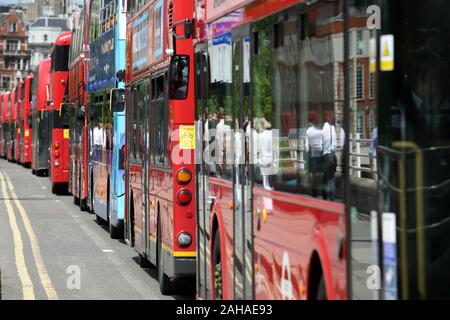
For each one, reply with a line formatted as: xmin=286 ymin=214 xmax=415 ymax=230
xmin=305 ymin=111 xmax=323 ymax=197
xmin=322 ymin=111 xmax=337 ymax=201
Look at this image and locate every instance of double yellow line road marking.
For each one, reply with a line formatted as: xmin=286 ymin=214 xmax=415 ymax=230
xmin=0 ymin=170 xmax=58 ymax=300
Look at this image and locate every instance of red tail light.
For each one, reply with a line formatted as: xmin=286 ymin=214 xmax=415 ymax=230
xmin=176 ymin=189 xmax=192 ymax=206
xmin=54 ymin=142 xmax=60 ymax=149
xmin=54 ymin=150 xmax=60 ymax=158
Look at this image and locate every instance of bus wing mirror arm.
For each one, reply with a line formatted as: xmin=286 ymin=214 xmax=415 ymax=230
xmin=173 ymin=19 xmax=193 ymax=41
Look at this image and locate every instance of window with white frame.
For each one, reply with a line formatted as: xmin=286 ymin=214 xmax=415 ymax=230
xmin=356 ymin=30 xmax=364 ymax=55
xmin=356 ymin=64 xmax=364 ymax=100
xmin=9 ymin=22 xmax=16 ymax=33
xmin=6 ymin=39 xmax=19 ymax=50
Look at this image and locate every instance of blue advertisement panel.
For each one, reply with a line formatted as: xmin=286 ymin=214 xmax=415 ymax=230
xmin=88 ymin=27 xmax=116 ymax=92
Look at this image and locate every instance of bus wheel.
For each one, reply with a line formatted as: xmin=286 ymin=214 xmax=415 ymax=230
xmin=213 ymin=230 xmax=223 ymax=300
xmin=96 ymin=214 xmax=107 ymax=225
xmin=109 ymin=223 xmax=122 ymax=239
xmin=158 ymin=219 xmax=171 ymax=295
xmin=51 ymin=183 xmax=58 ymax=194
xmin=109 ymin=212 xmax=123 ymax=239
xmin=74 ymin=195 xmax=80 ymax=206
xmin=317 ymin=275 xmax=327 ymax=300
xmin=79 ymin=176 xmax=88 ymax=211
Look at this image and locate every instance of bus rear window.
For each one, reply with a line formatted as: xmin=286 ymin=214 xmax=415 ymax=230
xmin=169 ymin=56 xmax=189 ymax=100
xmin=52 ymin=45 xmax=70 ymax=71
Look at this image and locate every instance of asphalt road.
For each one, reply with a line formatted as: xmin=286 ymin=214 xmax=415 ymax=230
xmin=0 ymin=159 xmax=194 ymax=300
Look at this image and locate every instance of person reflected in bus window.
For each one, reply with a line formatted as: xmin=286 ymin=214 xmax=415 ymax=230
xmin=205 ymin=108 xmax=219 ymax=176
xmin=222 ymin=113 xmax=233 ymax=179
xmin=322 ymin=111 xmax=337 ymax=201
xmin=305 ymin=111 xmax=323 ymax=198
xmin=259 ymin=119 xmax=274 ymax=190
xmin=215 ymin=107 xmax=226 ymax=177
xmin=369 ymin=126 xmax=378 ymax=178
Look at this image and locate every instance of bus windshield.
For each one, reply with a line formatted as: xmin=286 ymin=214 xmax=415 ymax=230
xmin=52 ymin=45 xmax=70 ymax=72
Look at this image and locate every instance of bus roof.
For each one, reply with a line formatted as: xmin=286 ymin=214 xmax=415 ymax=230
xmin=52 ymin=31 xmax=72 ymax=52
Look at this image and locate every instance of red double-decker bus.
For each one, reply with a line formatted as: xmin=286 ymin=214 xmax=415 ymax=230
xmin=0 ymin=94 xmax=5 ymax=158
xmin=7 ymin=89 xmax=16 ymax=162
xmin=68 ymin=5 xmax=89 ymax=210
xmin=48 ymin=32 xmax=72 ymax=194
xmin=194 ymin=0 xmax=450 ymax=301
xmin=20 ymin=75 xmax=34 ymax=167
xmin=31 ymin=58 xmax=52 ymax=176
xmin=124 ymin=0 xmax=196 ymax=294
xmin=14 ymin=82 xmax=22 ymax=163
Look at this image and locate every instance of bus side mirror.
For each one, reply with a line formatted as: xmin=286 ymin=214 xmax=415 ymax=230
xmin=59 ymin=103 xmax=71 ymax=117
xmin=111 ymin=89 xmax=125 ymax=112
xmin=77 ymin=105 xmax=86 ymax=121
xmin=173 ymin=19 xmax=193 ymax=41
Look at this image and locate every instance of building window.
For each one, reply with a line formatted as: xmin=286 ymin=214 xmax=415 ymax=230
xmin=4 ymin=57 xmax=11 ymax=69
xmin=357 ymin=111 xmax=364 ymax=134
xmin=369 ymin=110 xmax=376 ymax=132
xmin=44 ymin=34 xmax=48 ymax=42
xmin=356 ymin=64 xmax=364 ymax=100
xmin=6 ymin=39 xmax=19 ymax=51
xmin=2 ymin=76 xmax=11 ymax=90
xmin=356 ymin=30 xmax=364 ymax=55
xmin=9 ymin=22 xmax=16 ymax=33
xmin=369 ymin=72 xmax=375 ymax=99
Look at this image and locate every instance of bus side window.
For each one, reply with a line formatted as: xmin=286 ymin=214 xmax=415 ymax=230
xmin=154 ymin=74 xmax=167 ymax=166
xmin=251 ymin=4 xmax=345 ymax=202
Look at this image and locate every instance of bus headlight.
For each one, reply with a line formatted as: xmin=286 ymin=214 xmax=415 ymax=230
xmin=177 ymin=232 xmax=192 ymax=248
xmin=54 ymin=161 xmax=60 ymax=167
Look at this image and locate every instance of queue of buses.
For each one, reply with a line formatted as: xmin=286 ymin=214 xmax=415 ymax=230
xmin=1 ymin=0 xmax=449 ymax=300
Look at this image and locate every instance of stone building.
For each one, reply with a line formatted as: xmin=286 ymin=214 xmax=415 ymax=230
xmin=0 ymin=7 xmax=31 ymax=93
xmin=24 ymin=0 xmax=63 ymax=22
xmin=28 ymin=17 xmax=69 ymax=70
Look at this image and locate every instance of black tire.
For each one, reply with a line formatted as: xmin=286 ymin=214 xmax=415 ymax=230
xmin=32 ymin=169 xmax=36 ymax=175
xmin=212 ymin=230 xmax=223 ymax=300
xmin=95 ymin=214 xmax=107 ymax=225
xmin=109 ymin=221 xmax=123 ymax=239
xmin=79 ymin=175 xmax=88 ymax=212
xmin=74 ymin=196 xmax=80 ymax=206
xmin=51 ymin=183 xmax=58 ymax=194
xmin=317 ymin=275 xmax=327 ymax=300
xmin=158 ymin=217 xmax=171 ymax=295
xmin=89 ymin=172 xmax=94 ymax=213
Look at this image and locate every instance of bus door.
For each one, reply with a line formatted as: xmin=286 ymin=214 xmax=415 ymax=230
xmin=194 ymin=41 xmax=211 ymax=299
xmin=376 ymin=0 xmax=450 ymax=300
xmin=232 ymin=26 xmax=254 ymax=300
